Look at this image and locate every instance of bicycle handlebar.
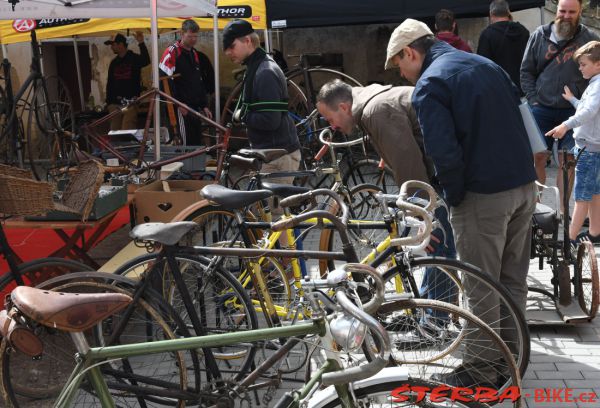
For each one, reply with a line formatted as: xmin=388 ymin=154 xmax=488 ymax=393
xmin=319 ymin=128 xmax=364 ymax=148
xmin=320 ymin=264 xmax=390 ymax=387
xmin=390 ymin=199 xmax=432 ymax=251
xmin=399 ymin=180 xmax=437 ymax=212
xmin=277 ymin=189 xmax=349 ymax=225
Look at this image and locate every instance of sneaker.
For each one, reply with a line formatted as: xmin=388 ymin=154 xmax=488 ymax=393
xmin=576 ymin=232 xmax=600 ymax=244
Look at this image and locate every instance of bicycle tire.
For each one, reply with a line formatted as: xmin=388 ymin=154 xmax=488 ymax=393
xmin=0 ymin=281 xmax=189 ymax=407
xmin=0 ymin=257 xmax=93 ymax=294
xmin=382 ymin=258 xmax=530 ymax=382
xmin=575 ymin=241 xmax=599 ymax=319
xmin=113 ymin=252 xmax=259 ymax=383
xmin=342 ymin=158 xmax=399 ymax=195
xmin=309 ymin=370 xmax=493 ymax=408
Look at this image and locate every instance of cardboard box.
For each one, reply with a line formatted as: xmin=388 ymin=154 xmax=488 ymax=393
xmin=134 ymin=180 xmax=212 ymax=224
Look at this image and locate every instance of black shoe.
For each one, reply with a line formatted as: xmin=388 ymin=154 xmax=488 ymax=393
xmin=576 ymin=232 xmax=600 ymax=244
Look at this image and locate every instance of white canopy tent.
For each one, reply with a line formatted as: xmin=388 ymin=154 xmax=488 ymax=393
xmin=0 ymin=0 xmax=219 ymax=159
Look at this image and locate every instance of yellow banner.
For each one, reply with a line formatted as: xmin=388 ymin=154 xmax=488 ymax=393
xmin=0 ymin=0 xmax=266 ymax=44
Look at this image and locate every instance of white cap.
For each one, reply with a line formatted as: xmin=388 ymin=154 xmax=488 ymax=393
xmin=385 ymin=19 xmax=433 ymax=70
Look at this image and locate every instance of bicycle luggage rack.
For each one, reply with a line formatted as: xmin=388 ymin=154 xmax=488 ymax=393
xmin=526 ymin=151 xmax=599 ymax=326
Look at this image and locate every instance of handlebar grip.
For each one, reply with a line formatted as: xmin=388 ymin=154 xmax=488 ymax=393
xmin=314 ymin=143 xmax=330 ymax=161
xmin=279 ymin=191 xmax=313 ymax=208
xmin=318 ymin=128 xmax=364 ymax=148
xmin=271 ymin=217 xmax=297 ymax=232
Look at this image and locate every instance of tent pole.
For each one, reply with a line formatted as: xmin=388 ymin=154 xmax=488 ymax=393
xmin=539 ymin=6 xmax=544 ymax=25
xmin=213 ymin=13 xmax=220 ymax=123
xmin=72 ymin=36 xmax=85 ymax=110
xmin=151 ymin=0 xmax=161 ymax=160
xmin=1 ymin=44 xmax=7 ymax=59
xmin=263 ymin=29 xmax=271 ymax=52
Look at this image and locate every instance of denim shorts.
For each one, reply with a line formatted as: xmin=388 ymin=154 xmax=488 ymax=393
xmin=531 ymin=104 xmax=575 ymax=152
xmin=574 ymin=148 xmax=600 ymax=201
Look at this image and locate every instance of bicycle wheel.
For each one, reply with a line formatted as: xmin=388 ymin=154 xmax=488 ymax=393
xmin=343 ymin=158 xmax=399 ymax=194
xmin=0 ymin=282 xmax=189 ymax=407
xmin=220 ymin=79 xmax=310 ymax=151
xmin=26 ymin=76 xmax=75 ymax=180
xmin=0 ymin=257 xmax=93 ymax=296
xmin=33 ymin=76 xmax=75 ymax=136
xmin=309 ymin=371 xmax=494 ymax=408
xmin=285 ymin=67 xmax=362 ymax=107
xmin=575 ymin=241 xmax=599 ymax=319
xmin=382 ymin=258 xmax=530 ymax=383
xmin=0 ymin=85 xmax=13 ymax=164
xmin=371 ymin=299 xmax=521 ymax=405
xmin=114 ymin=253 xmax=259 ymax=384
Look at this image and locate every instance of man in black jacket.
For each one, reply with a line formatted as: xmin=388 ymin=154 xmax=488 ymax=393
xmin=159 ymin=20 xmax=214 ymax=146
xmin=477 ymin=0 xmax=529 ymax=94
xmin=105 ymin=32 xmax=150 ymax=130
xmin=223 ymin=19 xmax=300 ymax=192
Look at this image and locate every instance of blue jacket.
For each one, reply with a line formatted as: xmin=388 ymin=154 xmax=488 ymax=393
xmin=412 ymin=41 xmax=536 ymax=206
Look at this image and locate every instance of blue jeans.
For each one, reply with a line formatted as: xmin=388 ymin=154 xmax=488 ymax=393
xmin=531 ymin=104 xmax=575 ymax=151
xmin=421 ymin=205 xmax=458 ymax=321
xmin=573 ymin=148 xmax=600 ymax=201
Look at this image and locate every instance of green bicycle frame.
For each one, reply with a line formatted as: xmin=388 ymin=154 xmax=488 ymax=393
xmin=55 ymin=320 xmax=325 ymax=408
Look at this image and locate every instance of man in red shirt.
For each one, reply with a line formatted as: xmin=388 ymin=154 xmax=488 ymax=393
xmin=159 ymin=19 xmax=214 ymax=146
xmin=435 ymin=9 xmax=473 ymax=52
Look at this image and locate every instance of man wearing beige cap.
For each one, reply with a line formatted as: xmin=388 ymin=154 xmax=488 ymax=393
xmin=386 ymin=18 xmax=536 ymax=387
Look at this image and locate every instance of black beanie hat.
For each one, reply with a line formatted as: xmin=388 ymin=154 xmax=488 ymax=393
xmin=223 ymin=19 xmax=254 ymax=50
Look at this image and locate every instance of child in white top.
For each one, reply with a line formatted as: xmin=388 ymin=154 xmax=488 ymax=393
xmin=547 ymin=41 xmax=600 ymax=243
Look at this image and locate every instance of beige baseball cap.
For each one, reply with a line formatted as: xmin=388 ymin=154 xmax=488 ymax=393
xmin=385 ymin=19 xmax=433 ymax=70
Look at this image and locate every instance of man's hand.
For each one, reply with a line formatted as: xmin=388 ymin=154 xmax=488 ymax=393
xmin=562 ymin=85 xmax=574 ymax=102
xmin=135 ymin=31 xmax=144 ymax=44
xmin=425 ymin=227 xmax=447 ymax=255
xmin=545 ymin=123 xmax=568 ymax=139
xmin=203 ymin=107 xmax=213 ymax=120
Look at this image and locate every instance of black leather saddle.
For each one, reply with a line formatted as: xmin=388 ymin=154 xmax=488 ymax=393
xmin=260 ymin=181 xmax=311 ymax=199
xmin=532 ymin=203 xmax=558 ymax=235
xmin=130 ymin=222 xmax=197 ymax=245
xmin=201 ymin=184 xmax=272 ymax=209
xmin=237 ymin=148 xmax=288 ymax=163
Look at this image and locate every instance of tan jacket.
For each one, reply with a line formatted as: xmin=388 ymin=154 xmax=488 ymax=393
xmin=351 ymin=84 xmax=431 ymax=188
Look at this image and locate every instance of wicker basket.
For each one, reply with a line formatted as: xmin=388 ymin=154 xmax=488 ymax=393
xmin=61 ymin=160 xmax=105 ymax=221
xmin=0 ymin=163 xmax=33 ymax=179
xmin=0 ymin=174 xmax=54 ymax=216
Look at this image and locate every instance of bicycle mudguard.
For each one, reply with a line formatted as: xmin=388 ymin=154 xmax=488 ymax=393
xmin=169 ymin=198 xmax=214 ymax=222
